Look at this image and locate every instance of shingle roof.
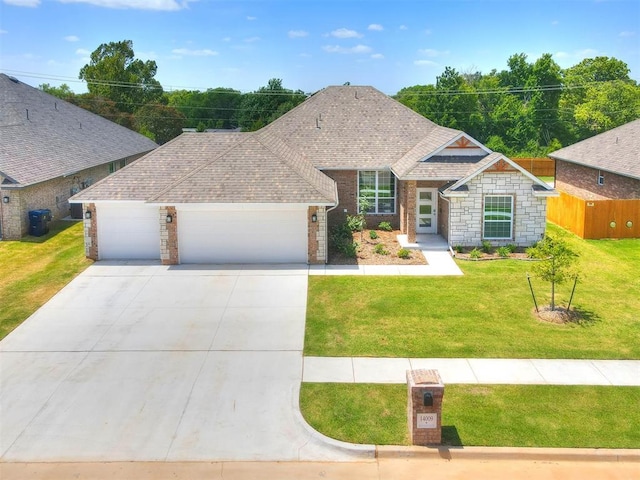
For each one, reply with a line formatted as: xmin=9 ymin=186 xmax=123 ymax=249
xmin=261 ymin=85 xmax=461 ymax=171
xmin=0 ymin=74 xmax=157 ymax=187
xmin=548 ymin=119 xmax=640 ymax=180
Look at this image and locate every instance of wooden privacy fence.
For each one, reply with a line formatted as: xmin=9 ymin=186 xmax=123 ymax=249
xmin=547 ymin=192 xmax=640 ymax=239
xmin=513 ymin=158 xmax=555 ymax=177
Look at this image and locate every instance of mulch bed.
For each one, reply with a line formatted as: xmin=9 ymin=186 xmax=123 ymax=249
xmin=328 ymin=229 xmax=427 ymax=265
xmin=535 ymin=306 xmax=584 ymax=324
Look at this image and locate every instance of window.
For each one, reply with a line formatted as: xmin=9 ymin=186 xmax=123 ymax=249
xmin=597 ymin=170 xmax=605 ymax=186
xmin=483 ymin=196 xmax=513 ymax=239
xmin=108 ymin=162 xmax=116 ymax=174
xmin=358 ymin=170 xmax=396 ymax=214
xmin=120 ymin=159 xmax=127 ymax=169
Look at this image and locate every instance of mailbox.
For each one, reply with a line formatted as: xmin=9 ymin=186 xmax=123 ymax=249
xmin=423 ymin=391 xmax=433 ymax=406
xmin=407 ymin=369 xmax=444 ymax=445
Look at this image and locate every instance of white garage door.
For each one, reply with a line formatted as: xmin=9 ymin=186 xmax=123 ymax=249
xmin=97 ymin=203 xmax=159 ymax=260
xmin=178 ymin=208 xmax=307 ymax=263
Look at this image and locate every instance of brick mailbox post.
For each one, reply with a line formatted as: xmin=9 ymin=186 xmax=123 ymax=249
xmin=407 ymin=369 xmax=444 ymax=445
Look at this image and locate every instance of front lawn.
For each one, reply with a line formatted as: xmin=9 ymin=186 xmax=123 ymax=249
xmin=305 ymin=224 xmax=640 ymax=359
xmin=0 ymin=221 xmax=91 ymax=340
xmin=300 ymin=383 xmax=640 ymax=448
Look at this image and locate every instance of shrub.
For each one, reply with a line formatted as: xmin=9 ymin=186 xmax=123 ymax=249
xmin=481 ymin=240 xmax=493 ymax=254
xmin=378 ymin=221 xmax=393 ymax=232
xmin=374 ymin=243 xmax=389 ymax=255
xmin=397 ymin=248 xmax=411 ymax=259
xmin=369 ymin=230 xmax=379 ymax=240
xmin=470 ymin=248 xmax=482 ymax=260
xmin=454 ymin=245 xmax=464 ymax=254
xmin=506 ymin=243 xmax=517 ymax=253
xmin=340 ymin=241 xmax=359 ymax=258
xmin=497 ymin=246 xmax=511 ymax=258
xmin=346 ymin=214 xmax=364 ymax=232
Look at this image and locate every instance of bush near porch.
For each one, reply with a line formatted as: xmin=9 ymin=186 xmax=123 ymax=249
xmin=305 ymin=223 xmax=640 ymax=359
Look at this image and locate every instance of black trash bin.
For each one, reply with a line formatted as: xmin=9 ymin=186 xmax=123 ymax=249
xmin=28 ymin=209 xmax=52 ymax=236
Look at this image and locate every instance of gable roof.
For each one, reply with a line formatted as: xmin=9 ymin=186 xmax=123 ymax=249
xmin=0 ymin=74 xmax=157 ymax=188
xmin=548 ymin=119 xmax=640 ymax=180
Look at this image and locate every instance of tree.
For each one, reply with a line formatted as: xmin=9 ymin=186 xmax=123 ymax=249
xmin=573 ymin=81 xmax=640 ymax=134
xmin=527 ymin=235 xmax=579 ymax=311
xmin=79 ymin=40 xmax=163 ymax=113
xmin=238 ymin=78 xmax=306 ymax=131
xmin=40 ymin=83 xmax=75 ymax=101
xmin=134 ymin=104 xmax=185 ymax=144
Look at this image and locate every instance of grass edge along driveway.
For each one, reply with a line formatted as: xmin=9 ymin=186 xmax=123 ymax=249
xmin=0 ymin=221 xmax=92 ymax=340
xmin=305 ymin=224 xmax=640 ymax=360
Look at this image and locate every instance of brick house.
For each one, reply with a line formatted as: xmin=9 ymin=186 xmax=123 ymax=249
xmin=548 ymin=119 xmax=640 ymax=238
xmin=71 ymin=85 xmax=557 ymax=264
xmin=0 ymin=74 xmax=157 ymax=239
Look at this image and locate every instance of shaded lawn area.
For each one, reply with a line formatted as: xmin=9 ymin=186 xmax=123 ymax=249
xmin=300 ymin=383 xmax=640 ymax=448
xmin=0 ymin=221 xmax=92 ymax=340
xmin=305 ymin=224 xmax=640 ymax=359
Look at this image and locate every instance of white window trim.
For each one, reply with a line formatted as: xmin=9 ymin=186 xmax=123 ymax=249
xmin=597 ymin=170 xmax=605 ymax=186
xmin=483 ymin=195 xmax=514 ymax=240
xmin=358 ymin=170 xmax=397 ymax=214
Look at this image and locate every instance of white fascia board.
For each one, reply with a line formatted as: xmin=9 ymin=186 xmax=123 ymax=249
xmin=419 ymin=131 xmax=492 ymax=162
xmin=532 ymin=188 xmax=560 ymax=198
xmin=167 ymin=203 xmax=317 ymax=212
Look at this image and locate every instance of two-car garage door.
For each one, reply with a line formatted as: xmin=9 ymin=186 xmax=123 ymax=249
xmin=96 ymin=203 xmax=308 ymax=263
xmin=178 ymin=208 xmax=308 ymax=264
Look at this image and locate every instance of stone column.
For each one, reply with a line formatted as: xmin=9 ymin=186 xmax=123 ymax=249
xmin=406 ymin=181 xmax=417 ymax=243
xmin=160 ymin=206 xmax=179 ymax=265
xmin=84 ymin=203 xmax=98 ymax=260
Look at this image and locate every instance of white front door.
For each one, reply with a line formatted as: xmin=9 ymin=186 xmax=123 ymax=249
xmin=416 ymin=188 xmax=437 ymax=234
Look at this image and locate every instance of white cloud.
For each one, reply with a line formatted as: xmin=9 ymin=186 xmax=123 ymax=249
xmin=75 ymin=48 xmax=90 ymax=55
xmin=323 ymin=44 xmax=372 ymax=54
xmin=371 ymin=53 xmax=384 ymax=59
xmin=246 ymin=15 xmax=256 ymax=20
xmin=0 ymin=29 xmax=8 ymax=34
xmin=288 ymin=30 xmax=309 ymax=39
xmin=172 ymin=48 xmax=218 ymax=56
xmin=554 ymin=51 xmax=569 ymax=59
xmin=551 ymin=20 xmax=559 ymax=26
xmin=414 ymin=59 xmax=438 ymax=67
xmin=222 ymin=36 xmax=231 ymax=42
xmin=64 ymin=35 xmax=80 ymax=42
xmin=368 ymin=24 xmax=383 ymax=31
xmin=56 ymin=0 xmax=196 ymax=11
xmin=424 ymin=29 xmax=432 ymax=35
xmin=3 ymin=0 xmax=40 ymax=6
xmin=418 ymin=48 xmax=449 ymax=57
xmin=619 ymin=31 xmax=636 ymax=37
xmin=328 ymin=28 xmax=363 ymax=39
xmin=399 ymin=25 xmax=408 ymax=30
xmin=244 ymin=36 xmax=260 ymax=43
xmin=577 ymin=48 xmax=599 ymax=57
xmin=299 ymin=53 xmax=312 ymax=58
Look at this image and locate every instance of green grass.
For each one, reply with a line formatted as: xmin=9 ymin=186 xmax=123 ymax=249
xmin=300 ymin=383 xmax=640 ymax=448
xmin=305 ymin=224 xmax=640 ymax=359
xmin=0 ymin=221 xmax=92 ymax=340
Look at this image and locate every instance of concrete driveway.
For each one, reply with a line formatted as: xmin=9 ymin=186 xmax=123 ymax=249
xmin=0 ymin=262 xmax=372 ymax=462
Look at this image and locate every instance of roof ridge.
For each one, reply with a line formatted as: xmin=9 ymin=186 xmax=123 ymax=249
xmin=147 ymin=132 xmax=254 ymax=202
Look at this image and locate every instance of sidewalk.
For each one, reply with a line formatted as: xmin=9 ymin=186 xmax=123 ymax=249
xmin=303 ymin=357 xmax=640 ymax=385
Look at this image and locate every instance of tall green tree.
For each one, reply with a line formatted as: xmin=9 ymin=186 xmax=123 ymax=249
xmin=573 ymin=81 xmax=640 ymax=134
xmin=134 ymin=104 xmax=185 ymax=144
xmin=79 ymin=40 xmax=163 ymax=113
xmin=238 ymin=78 xmax=306 ymax=131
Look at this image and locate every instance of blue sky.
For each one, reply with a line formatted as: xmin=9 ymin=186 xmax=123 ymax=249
xmin=1 ymin=0 xmax=638 ymax=94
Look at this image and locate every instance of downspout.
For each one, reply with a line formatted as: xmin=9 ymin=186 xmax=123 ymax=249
xmin=323 ymin=182 xmax=340 ymax=264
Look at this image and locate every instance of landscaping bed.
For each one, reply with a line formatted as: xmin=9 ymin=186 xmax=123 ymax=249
xmin=328 ymin=229 xmax=426 ymax=265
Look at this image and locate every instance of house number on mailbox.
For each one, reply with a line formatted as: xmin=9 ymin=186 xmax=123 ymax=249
xmin=417 ymin=413 xmax=437 ymax=429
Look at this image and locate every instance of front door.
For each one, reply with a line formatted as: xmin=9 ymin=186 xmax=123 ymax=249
xmin=416 ymin=188 xmax=437 ymax=234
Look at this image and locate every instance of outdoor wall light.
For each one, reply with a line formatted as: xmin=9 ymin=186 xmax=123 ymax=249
xmin=166 ymin=214 xmax=173 ymax=223
xmin=84 ymin=210 xmax=92 ymax=220
xmin=2 ymin=196 xmax=9 ymax=204
xmin=311 ymin=213 xmax=317 ymax=223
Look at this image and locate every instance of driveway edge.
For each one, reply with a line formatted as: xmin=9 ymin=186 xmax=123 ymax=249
xmin=376 ymin=445 xmax=640 ymax=462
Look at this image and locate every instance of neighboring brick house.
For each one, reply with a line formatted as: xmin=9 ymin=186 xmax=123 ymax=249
xmin=0 ymin=74 xmax=158 ymax=240
xmin=548 ymin=119 xmax=640 ymax=238
xmin=71 ymin=85 xmax=557 ymax=265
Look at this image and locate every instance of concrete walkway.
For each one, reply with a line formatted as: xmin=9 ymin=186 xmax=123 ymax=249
xmin=303 ymin=357 xmax=640 ymax=386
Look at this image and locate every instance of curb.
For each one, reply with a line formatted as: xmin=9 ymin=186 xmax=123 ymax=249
xmin=375 ymin=445 xmax=640 ymax=463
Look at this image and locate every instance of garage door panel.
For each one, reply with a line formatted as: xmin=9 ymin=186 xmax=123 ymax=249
xmin=178 ymin=210 xmax=307 ymax=264
xmin=97 ymin=204 xmax=160 ymax=260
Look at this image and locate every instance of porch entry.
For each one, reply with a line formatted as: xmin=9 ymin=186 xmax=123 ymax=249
xmin=416 ymin=188 xmax=437 ymax=234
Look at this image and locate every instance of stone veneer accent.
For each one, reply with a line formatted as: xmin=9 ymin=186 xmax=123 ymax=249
xmin=83 ymin=203 xmax=98 ymax=260
xmin=447 ymin=172 xmax=547 ymax=247
xmin=556 ymin=160 xmax=640 ymax=200
xmin=307 ymin=206 xmax=327 ymax=264
xmin=160 ymin=206 xmax=179 ymax=265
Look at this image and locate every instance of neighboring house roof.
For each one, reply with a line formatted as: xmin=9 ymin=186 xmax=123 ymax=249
xmin=548 ymin=119 xmax=640 ymax=180
xmin=0 ymin=74 xmax=158 ymax=188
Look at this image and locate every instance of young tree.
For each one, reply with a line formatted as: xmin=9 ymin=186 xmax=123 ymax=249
xmin=527 ymin=235 xmax=579 ymax=311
